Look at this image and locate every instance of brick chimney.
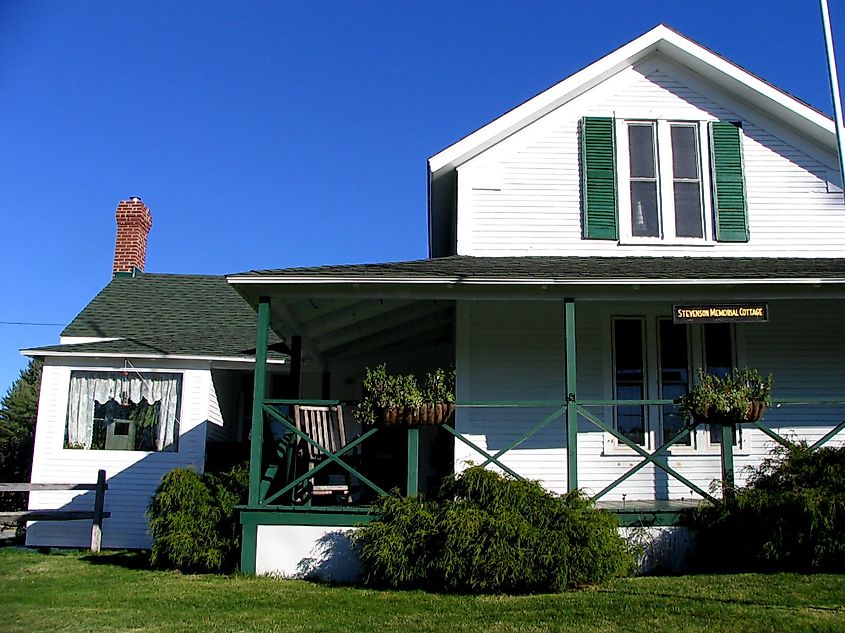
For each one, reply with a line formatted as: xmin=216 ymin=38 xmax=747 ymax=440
xmin=113 ymin=197 xmax=152 ymax=275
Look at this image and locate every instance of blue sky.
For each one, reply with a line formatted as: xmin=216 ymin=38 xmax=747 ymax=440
xmin=0 ymin=0 xmax=842 ymax=392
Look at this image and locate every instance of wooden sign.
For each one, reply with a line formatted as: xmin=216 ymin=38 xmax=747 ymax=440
xmin=673 ymin=304 xmax=768 ymax=324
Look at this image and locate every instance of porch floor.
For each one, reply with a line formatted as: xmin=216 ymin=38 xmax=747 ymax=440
xmin=595 ymin=499 xmax=703 ymax=527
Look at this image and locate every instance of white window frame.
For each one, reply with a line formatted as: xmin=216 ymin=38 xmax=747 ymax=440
xmin=616 ymin=119 xmax=714 ymax=245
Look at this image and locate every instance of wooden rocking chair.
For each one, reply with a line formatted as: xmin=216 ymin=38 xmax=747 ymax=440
xmin=293 ymin=404 xmax=360 ymax=502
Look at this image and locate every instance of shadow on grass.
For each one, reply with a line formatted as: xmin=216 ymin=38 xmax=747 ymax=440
xmin=81 ymin=549 xmax=152 ymax=570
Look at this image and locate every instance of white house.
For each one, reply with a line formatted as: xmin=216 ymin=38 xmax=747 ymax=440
xmin=23 ymin=25 xmax=845 ymax=573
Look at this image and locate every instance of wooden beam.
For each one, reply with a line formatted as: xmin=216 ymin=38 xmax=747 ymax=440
xmin=328 ymin=313 xmax=454 ymax=360
xmin=272 ymin=301 xmax=328 ymax=370
xmin=303 ymin=299 xmax=417 ymax=338
xmin=289 ymin=336 xmax=302 ymax=399
xmin=313 ymin=302 xmax=450 ymax=350
xmin=321 ymin=370 xmax=331 ymax=399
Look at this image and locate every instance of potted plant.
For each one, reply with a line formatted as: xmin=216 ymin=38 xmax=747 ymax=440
xmin=356 ymin=364 xmax=455 ymax=426
xmin=678 ymin=368 xmax=773 ymax=426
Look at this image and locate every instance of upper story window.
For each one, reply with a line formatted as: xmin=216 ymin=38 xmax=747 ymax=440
xmin=580 ymin=116 xmax=748 ymax=244
xmin=65 ymin=371 xmax=181 ymax=452
xmin=619 ymin=121 xmax=708 ymax=241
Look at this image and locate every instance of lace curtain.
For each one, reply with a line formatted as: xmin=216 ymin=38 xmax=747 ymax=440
xmin=66 ymin=372 xmax=180 ymax=450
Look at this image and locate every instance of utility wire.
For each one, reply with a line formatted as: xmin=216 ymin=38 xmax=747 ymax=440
xmin=0 ymin=321 xmax=65 ymax=327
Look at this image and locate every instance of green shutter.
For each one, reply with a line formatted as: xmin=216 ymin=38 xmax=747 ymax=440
xmin=581 ymin=116 xmax=618 ymax=240
xmin=710 ymin=121 xmax=749 ymax=242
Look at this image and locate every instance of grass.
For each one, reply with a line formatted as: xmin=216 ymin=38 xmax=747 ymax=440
xmin=1 ymin=548 xmax=844 ymax=633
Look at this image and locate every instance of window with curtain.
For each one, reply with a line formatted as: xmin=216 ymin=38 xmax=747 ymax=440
xmin=64 ymin=371 xmax=181 ymax=452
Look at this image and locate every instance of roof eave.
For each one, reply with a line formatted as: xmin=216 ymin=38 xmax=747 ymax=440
xmin=20 ymin=348 xmax=288 ymax=365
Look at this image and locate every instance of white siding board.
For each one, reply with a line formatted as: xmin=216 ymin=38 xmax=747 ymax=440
xmin=457 ymin=56 xmax=845 ymax=257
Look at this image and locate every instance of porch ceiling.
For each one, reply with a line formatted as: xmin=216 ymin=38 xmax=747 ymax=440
xmin=261 ymin=296 xmax=454 ymax=367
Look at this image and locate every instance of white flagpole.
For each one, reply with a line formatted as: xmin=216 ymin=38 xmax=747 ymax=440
xmin=820 ymin=0 xmax=845 ymax=193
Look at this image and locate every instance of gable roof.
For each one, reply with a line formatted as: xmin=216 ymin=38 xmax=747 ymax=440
xmin=25 ymin=272 xmax=287 ymax=363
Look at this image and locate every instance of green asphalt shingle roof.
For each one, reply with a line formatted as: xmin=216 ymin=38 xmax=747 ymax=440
xmin=233 ymin=255 xmax=845 ymax=280
xmin=29 ymin=273 xmax=285 ymax=360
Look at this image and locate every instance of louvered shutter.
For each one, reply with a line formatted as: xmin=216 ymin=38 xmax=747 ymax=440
xmin=580 ymin=116 xmax=618 ymax=240
xmin=710 ymin=121 xmax=749 ymax=242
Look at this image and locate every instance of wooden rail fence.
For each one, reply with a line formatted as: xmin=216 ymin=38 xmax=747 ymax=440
xmin=0 ymin=469 xmax=109 ymax=552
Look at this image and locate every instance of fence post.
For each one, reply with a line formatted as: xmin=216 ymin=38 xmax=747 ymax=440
xmin=407 ymin=427 xmax=419 ymax=497
xmin=565 ymin=298 xmax=578 ymax=492
xmin=249 ymin=297 xmax=271 ymax=507
xmin=90 ymin=469 xmax=107 ymax=553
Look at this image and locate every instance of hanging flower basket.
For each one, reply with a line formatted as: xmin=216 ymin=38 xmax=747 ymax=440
xmin=379 ymin=403 xmax=455 ymax=427
xmin=691 ymin=399 xmax=767 ymax=427
xmin=356 ymin=364 xmax=456 ymax=427
xmin=680 ymin=368 xmax=773 ymax=427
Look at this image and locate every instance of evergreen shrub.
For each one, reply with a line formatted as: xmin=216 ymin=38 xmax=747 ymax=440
xmin=690 ymin=443 xmax=845 ymax=572
xmin=147 ymin=462 xmax=248 ymax=573
xmin=354 ymin=467 xmax=634 ymax=593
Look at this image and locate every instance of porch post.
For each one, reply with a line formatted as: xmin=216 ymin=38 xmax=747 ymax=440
xmin=407 ymin=428 xmax=419 ymax=497
xmin=565 ymin=298 xmax=578 ymax=492
xmin=720 ymin=424 xmax=735 ymax=500
xmin=248 ymin=296 xmax=271 ymax=507
xmin=289 ymin=335 xmax=302 ymax=398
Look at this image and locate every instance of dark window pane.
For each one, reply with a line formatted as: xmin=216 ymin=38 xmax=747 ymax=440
xmin=704 ymin=323 xmax=736 ymax=444
xmin=704 ymin=324 xmax=733 ymax=377
xmin=615 ymin=319 xmax=646 ymax=445
xmin=661 ymin=384 xmax=690 ymax=443
xmin=659 ymin=321 xmax=688 ymax=379
xmin=674 ymin=182 xmax=704 ymax=237
xmin=659 ymin=321 xmax=691 ymax=445
xmin=628 ymin=124 xmax=655 ymax=178
xmin=615 ymin=320 xmax=644 ymax=373
xmin=631 ymin=181 xmax=660 ymax=237
xmin=671 ymin=126 xmax=699 ymax=179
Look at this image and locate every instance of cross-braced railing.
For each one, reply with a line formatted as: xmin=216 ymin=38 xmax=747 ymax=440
xmin=246 ymin=396 xmax=845 ymax=512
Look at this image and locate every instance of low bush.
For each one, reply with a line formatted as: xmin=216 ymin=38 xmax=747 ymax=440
xmin=354 ymin=467 xmax=634 ymax=593
xmin=690 ymin=443 xmax=845 ymax=572
xmin=147 ymin=462 xmax=248 ymax=573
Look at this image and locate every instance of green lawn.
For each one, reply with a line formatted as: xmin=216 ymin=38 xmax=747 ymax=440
xmin=1 ymin=548 xmax=844 ymax=633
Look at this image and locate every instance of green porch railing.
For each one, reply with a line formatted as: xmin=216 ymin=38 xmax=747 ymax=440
xmin=246 ymin=397 xmax=845 ymax=513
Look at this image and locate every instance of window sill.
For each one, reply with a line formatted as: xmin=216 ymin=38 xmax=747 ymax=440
xmin=601 ymin=445 xmax=749 ymax=458
xmin=62 ymin=447 xmax=178 ymax=455
xmin=616 ymin=238 xmax=716 ymax=247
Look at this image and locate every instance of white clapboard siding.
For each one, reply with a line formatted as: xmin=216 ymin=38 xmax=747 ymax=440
xmin=456 ymin=298 xmax=845 ymax=501
xmin=26 ymin=361 xmax=213 ymax=549
xmin=456 ymin=56 xmax=844 ymax=257
xmin=206 ymin=369 xmax=241 ymax=443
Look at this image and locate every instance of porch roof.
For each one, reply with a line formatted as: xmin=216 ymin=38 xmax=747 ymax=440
xmin=229 ymin=255 xmax=845 ymax=284
xmin=227 ymin=256 xmax=845 ymax=369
